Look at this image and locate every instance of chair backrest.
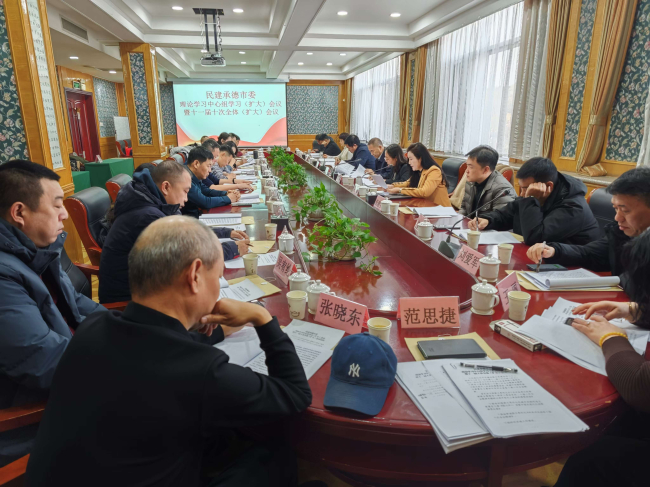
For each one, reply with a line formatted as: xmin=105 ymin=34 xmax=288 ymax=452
xmin=60 ymin=247 xmax=91 ymax=299
xmin=441 ymin=157 xmax=466 ymax=194
xmin=115 ymin=140 xmax=126 ymax=157
xmin=105 ymin=173 xmax=133 ymax=202
xmin=588 ymin=187 xmax=615 ymax=232
xmin=170 ymin=153 xmax=184 ymax=164
xmin=63 ymin=187 xmax=111 ymax=266
xmin=124 ymin=139 xmax=132 ymax=148
xmin=499 ymin=167 xmax=514 ymax=184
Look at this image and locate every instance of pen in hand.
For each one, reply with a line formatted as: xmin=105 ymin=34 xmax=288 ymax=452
xmin=536 ymin=241 xmax=546 ymax=273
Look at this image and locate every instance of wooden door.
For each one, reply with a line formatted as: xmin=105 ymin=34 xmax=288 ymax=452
xmin=65 ymin=91 xmax=99 ymax=161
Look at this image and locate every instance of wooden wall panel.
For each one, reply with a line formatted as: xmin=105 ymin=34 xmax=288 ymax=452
xmin=289 ymin=134 xmax=340 ymax=153
xmin=116 ymin=82 xmax=127 ymax=117
xmin=164 ymin=134 xmax=178 ymax=147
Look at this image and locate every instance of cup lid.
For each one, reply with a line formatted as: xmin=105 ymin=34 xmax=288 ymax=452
xmin=307 ymin=279 xmax=330 ymax=293
xmin=278 ymin=229 xmax=294 ymax=241
xmin=288 ymin=271 xmax=311 ymax=282
xmin=418 ymin=220 xmax=433 ymax=226
xmin=479 ymin=256 xmax=501 ymax=264
xmin=472 ymin=278 xmax=497 ymax=294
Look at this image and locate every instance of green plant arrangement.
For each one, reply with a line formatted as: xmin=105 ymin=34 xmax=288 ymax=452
xmin=305 ymin=214 xmax=381 ymax=276
xmin=292 ymin=182 xmax=342 ymax=223
xmin=277 ymin=161 xmax=307 ymax=191
xmin=268 ymin=146 xmax=294 ymax=170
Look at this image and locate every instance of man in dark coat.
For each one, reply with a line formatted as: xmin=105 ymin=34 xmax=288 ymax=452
xmin=337 ymin=134 xmax=376 ymax=171
xmin=368 ymin=138 xmax=387 ymax=174
xmin=0 ymin=161 xmax=104 ymax=467
xmin=315 ymin=133 xmax=341 ymax=157
xmin=99 ymin=161 xmax=248 ymax=304
xmin=470 ymin=157 xmax=601 ymax=246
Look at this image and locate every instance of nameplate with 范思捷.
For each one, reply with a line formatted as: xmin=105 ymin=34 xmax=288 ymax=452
xmin=397 ymin=297 xmax=460 ymax=329
xmin=314 ymin=294 xmax=369 ymax=334
xmin=454 ymin=245 xmax=484 ymax=275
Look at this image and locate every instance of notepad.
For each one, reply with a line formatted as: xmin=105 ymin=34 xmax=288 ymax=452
xmin=505 ymin=270 xmax=621 ymax=292
xmin=409 ymin=206 xmax=458 ymax=217
xmin=224 ymin=250 xmax=280 ymax=269
xmin=227 ymin=275 xmax=280 ymax=298
xmin=519 ymin=269 xmax=621 ymax=291
xmin=219 ymin=279 xmax=265 ymax=302
xmin=199 ymin=215 xmax=242 ymax=225
xmin=454 ymin=229 xmax=520 ymax=245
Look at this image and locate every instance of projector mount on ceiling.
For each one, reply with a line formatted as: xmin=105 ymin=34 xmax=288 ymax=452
xmin=194 ymin=8 xmax=226 ymax=67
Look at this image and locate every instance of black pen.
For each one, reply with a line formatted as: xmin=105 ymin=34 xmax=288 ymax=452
xmin=460 ymin=363 xmax=518 ymax=373
xmin=536 ymin=241 xmax=546 ymax=272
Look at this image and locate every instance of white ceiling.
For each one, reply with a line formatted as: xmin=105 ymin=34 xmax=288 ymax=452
xmin=46 ymin=0 xmax=521 ymax=82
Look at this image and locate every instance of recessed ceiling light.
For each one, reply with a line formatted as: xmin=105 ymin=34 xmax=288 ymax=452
xmin=298 ymin=62 xmax=304 ymax=65
xmin=340 ymin=53 xmax=346 ymax=56
xmin=307 ymin=52 xmax=313 ymax=55
xmin=390 ymin=12 xmax=401 ymax=17
xmin=201 ymin=49 xmax=207 ymax=53
xmin=172 ymin=6 xmax=183 ymax=10
xmin=239 ymin=51 xmax=246 ymax=54
xmin=241 ymin=61 xmax=246 ymax=64
xmin=326 ymin=62 xmax=332 ymax=66
xmin=69 ymin=56 xmax=78 ymax=59
xmin=109 ymin=70 xmax=116 ymax=74
xmin=233 ymin=8 xmax=243 ymax=13
xmin=337 ymin=11 xmax=347 ymax=16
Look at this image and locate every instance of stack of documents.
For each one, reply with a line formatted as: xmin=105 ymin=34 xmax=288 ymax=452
xmin=397 ymin=358 xmax=588 ymax=453
xmin=225 ymin=250 xmax=280 ymax=269
xmin=215 ymin=321 xmax=344 ymax=379
xmin=519 ymin=268 xmax=620 ymax=291
xmin=199 ymin=215 xmax=242 ymax=226
xmin=409 ymin=207 xmax=458 ymax=217
xmin=517 ymin=297 xmax=650 ymax=375
xmin=454 ymin=229 xmax=520 ymax=245
xmin=219 ymin=279 xmax=265 ymax=302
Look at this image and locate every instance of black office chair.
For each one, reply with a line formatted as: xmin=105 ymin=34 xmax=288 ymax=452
xmin=441 ymin=157 xmax=466 ymax=194
xmin=64 ymin=187 xmax=112 ymax=266
xmin=60 ymin=247 xmax=92 ymax=299
xmin=588 ymin=188 xmax=616 ymax=232
xmin=106 ymin=173 xmax=133 ymax=202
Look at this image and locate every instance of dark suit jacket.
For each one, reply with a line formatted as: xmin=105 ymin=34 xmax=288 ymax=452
xmin=26 ymin=303 xmax=312 ymax=487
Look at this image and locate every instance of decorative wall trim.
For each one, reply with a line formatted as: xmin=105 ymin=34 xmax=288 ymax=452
xmin=93 ymin=77 xmax=119 ymax=138
xmin=287 ymin=85 xmax=338 ymax=134
xmin=159 ymin=82 xmax=177 ymax=135
xmin=128 ymin=52 xmax=153 ymax=145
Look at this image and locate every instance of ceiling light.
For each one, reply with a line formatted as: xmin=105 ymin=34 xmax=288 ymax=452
xmin=327 ymin=62 xmax=332 ymax=66
xmin=337 ymin=11 xmax=347 ymax=16
xmin=340 ymin=53 xmax=346 ymax=56
xmin=307 ymin=52 xmax=313 ymax=55
xmin=233 ymin=8 xmax=244 ymax=13
xmin=69 ymin=56 xmax=78 ymax=59
xmin=298 ymin=62 xmax=304 ymax=65
xmin=172 ymin=6 xmax=183 ymax=10
xmin=109 ymin=70 xmax=116 ymax=74
xmin=390 ymin=13 xmax=401 ymax=17
xmin=241 ymin=61 xmax=246 ymax=64
xmin=201 ymin=49 xmax=207 ymax=53
xmin=239 ymin=51 xmax=246 ymax=54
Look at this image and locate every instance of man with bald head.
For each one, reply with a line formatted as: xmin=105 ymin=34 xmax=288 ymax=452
xmin=27 ymin=216 xmax=312 ymax=487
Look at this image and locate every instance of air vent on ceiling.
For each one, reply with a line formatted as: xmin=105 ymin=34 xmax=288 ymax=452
xmin=84 ymin=66 xmax=121 ymax=73
xmin=61 ymin=17 xmax=89 ymax=41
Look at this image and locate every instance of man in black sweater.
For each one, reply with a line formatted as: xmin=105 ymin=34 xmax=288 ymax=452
xmin=27 ymin=216 xmax=312 ymax=487
xmin=315 ymin=133 xmax=341 ymax=157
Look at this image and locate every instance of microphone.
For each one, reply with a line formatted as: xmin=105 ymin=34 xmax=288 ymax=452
xmin=438 ymin=188 xmax=513 ymax=259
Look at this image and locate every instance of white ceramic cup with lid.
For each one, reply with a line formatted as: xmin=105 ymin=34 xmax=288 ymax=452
xmin=306 ymin=280 xmax=334 ymax=314
xmin=471 ymin=279 xmax=500 ymax=315
xmin=479 ymin=256 xmax=501 ymax=282
xmin=288 ymin=270 xmax=312 ymax=292
xmin=415 ymin=220 xmax=433 ymax=240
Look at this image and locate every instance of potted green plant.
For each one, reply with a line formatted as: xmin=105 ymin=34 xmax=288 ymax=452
xmin=292 ymin=182 xmax=341 ymax=223
xmin=277 ymin=162 xmax=307 ymax=191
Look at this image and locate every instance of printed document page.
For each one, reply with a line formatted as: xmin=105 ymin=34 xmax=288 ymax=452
xmin=219 ymin=279 xmax=265 ymax=302
xmin=199 ymin=215 xmax=242 ymax=224
xmin=225 ymin=250 xmax=280 ymax=269
xmin=409 ymin=206 xmax=458 ymax=217
xmin=455 ymin=230 xmax=520 ymax=245
xmin=520 ymin=269 xmax=620 ymax=290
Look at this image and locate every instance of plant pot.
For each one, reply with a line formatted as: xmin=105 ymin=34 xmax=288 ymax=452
xmin=330 ymin=239 xmax=357 ymax=261
xmin=308 ymin=208 xmax=325 ymax=221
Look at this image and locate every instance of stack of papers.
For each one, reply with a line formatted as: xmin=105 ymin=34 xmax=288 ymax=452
xmin=224 ymin=250 xmax=280 ymax=269
xmin=517 ymin=298 xmax=650 ymax=375
xmin=372 ymin=175 xmax=388 ymax=188
xmin=409 ymin=206 xmax=458 ymax=217
xmin=215 ymin=321 xmax=344 ymax=380
xmin=199 ymin=215 xmax=242 ymax=226
xmin=454 ymin=229 xmax=520 ymax=245
xmin=519 ymin=268 xmax=621 ymax=290
xmin=397 ymin=358 xmax=588 ymax=453
xmin=219 ymin=279 xmax=265 ymax=302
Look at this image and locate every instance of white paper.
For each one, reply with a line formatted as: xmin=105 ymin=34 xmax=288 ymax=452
xmin=334 ymin=163 xmax=355 ymax=176
xmin=219 ymin=276 xmax=229 ymax=288
xmin=372 ymin=175 xmax=388 ymax=189
xmin=520 ymin=269 xmax=619 ymax=290
xmin=350 ymin=165 xmax=366 ymax=178
xmin=219 ymin=279 xmax=265 ymax=302
xmin=455 ymin=230 xmax=520 ymax=245
xmin=409 ymin=206 xmax=458 ymax=217
xmin=224 ymin=250 xmax=280 ymax=269
xmin=239 ymin=192 xmax=261 ymax=199
xmin=214 ymin=326 xmax=262 ymax=366
xmin=442 ymin=359 xmax=589 ymax=438
xmin=232 ymin=199 xmax=261 ymax=206
xmin=199 ymin=215 xmax=242 ymax=226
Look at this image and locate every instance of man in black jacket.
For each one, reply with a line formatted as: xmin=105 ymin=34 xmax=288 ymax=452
xmin=527 ymin=167 xmax=650 ymax=284
xmin=315 ymin=133 xmax=341 ymax=157
xmin=27 ymin=216 xmax=312 ymax=487
xmin=98 ymin=161 xmax=249 ymax=304
xmin=469 ymin=157 xmax=601 ymax=246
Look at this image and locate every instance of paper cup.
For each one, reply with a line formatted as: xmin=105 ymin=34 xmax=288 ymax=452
xmin=367 ymin=317 xmax=392 ymax=344
xmin=380 ymin=199 xmax=391 ymax=214
xmin=287 ymin=290 xmax=307 ymax=320
xmin=356 ymin=177 xmax=364 ymax=186
xmin=498 ymin=244 xmax=514 ymax=265
xmin=508 ymin=291 xmax=531 ymax=321
xmin=357 ymin=186 xmax=368 ymax=197
xmin=243 ymin=254 xmax=258 ymax=276
xmin=389 ymin=202 xmax=399 ymax=216
xmin=467 ymin=230 xmax=481 ymax=250
xmin=265 ymin=223 xmax=278 ymax=240
xmin=415 ymin=222 xmax=433 ymax=239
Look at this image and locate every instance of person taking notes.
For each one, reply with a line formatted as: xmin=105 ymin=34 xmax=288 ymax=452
xmin=367 ymin=138 xmax=387 ymax=173
xmin=554 ymin=228 xmax=650 ymax=487
xmin=468 ymin=157 xmax=600 ymax=246
xmin=342 ymin=134 xmax=376 ymax=170
xmin=457 ymin=145 xmax=514 ymax=216
xmin=386 ymin=143 xmax=451 ymax=206
xmin=203 ymin=140 xmax=253 ymax=191
xmin=315 ymin=133 xmax=341 ymax=157
xmin=366 ymin=144 xmax=412 ymax=184
xmin=336 ymin=132 xmax=353 ymax=163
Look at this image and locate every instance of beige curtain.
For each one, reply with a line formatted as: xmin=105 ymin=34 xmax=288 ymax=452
xmin=541 ymin=0 xmax=571 ymax=158
xmin=398 ymin=53 xmax=409 ymax=147
xmin=411 ymin=45 xmax=428 ymax=144
xmin=342 ymin=78 xmax=353 ymax=133
xmin=576 ymin=0 xmax=637 ymax=176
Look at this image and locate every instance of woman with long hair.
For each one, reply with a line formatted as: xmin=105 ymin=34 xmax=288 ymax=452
xmin=386 ymin=142 xmax=451 ymax=206
xmin=366 ymin=144 xmax=412 ymax=184
xmin=554 ymin=228 xmax=650 ymax=487
xmin=336 ymin=132 xmax=353 ymax=163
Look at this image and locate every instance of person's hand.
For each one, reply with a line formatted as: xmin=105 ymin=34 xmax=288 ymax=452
xmin=335 ymin=157 xmax=340 ymax=164
xmin=200 ymin=298 xmax=272 ymax=328
xmin=524 ymin=182 xmax=551 ymax=201
xmin=387 ymin=187 xmax=401 ymax=194
xmin=238 ymin=179 xmax=253 ymax=185
xmin=365 ymin=169 xmax=374 ymax=175
xmin=527 ymin=243 xmax=555 ymax=263
xmin=386 ymin=184 xmax=394 ymax=190
xmin=227 ymin=191 xmax=241 ymax=202
xmin=572 ymin=315 xmax=627 ymax=346
xmin=230 ymin=230 xmax=249 ymax=240
xmin=573 ymin=301 xmax=633 ymax=321
xmin=468 ymin=218 xmax=488 ymax=231
xmin=226 ymin=173 xmax=237 ymax=181
xmin=236 ymin=240 xmax=250 ymax=256
xmin=236 ymin=183 xmax=254 ymax=191
xmin=222 ymin=324 xmax=245 ymax=337
xmin=195 ymin=322 xmax=220 ymax=337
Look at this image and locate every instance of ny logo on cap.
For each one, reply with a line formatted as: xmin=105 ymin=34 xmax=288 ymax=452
xmin=348 ymin=363 xmax=360 ymax=378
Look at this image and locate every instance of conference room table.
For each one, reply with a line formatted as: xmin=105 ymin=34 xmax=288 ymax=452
xmin=208 ymin=153 xmax=638 ymax=487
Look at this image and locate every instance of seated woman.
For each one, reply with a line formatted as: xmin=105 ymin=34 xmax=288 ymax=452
xmin=386 ymin=143 xmax=451 ymax=206
xmin=336 ymin=132 xmax=352 ymax=163
xmin=364 ymin=144 xmax=412 ymax=185
xmin=205 ymin=145 xmax=253 ymax=191
xmin=554 ymin=229 xmax=650 ymax=487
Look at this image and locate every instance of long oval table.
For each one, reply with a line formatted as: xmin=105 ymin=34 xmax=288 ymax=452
xmin=209 ymin=153 xmax=638 ymax=487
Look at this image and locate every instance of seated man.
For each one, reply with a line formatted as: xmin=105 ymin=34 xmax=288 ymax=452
xmin=527 ymin=167 xmax=650 ymax=285
xmin=27 ymin=216 xmax=312 ymax=487
xmin=469 ymin=157 xmax=601 ymax=246
xmin=182 ymin=147 xmax=240 ymax=218
xmin=0 ymin=161 xmax=104 ymax=467
xmin=202 ymin=139 xmax=252 ymax=190
xmin=315 ymin=133 xmax=341 ymax=157
xmin=337 ymin=134 xmax=376 ymax=171
xmin=99 ymin=161 xmax=249 ymax=304
xmin=367 ymin=137 xmax=387 ymax=176
xmin=458 ymin=145 xmax=514 ymax=216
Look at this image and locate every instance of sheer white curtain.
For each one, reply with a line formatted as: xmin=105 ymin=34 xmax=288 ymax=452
xmin=350 ymin=57 xmax=401 ymax=144
xmin=421 ymin=2 xmax=524 ymax=156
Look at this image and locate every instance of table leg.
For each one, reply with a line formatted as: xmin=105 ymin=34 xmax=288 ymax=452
xmin=487 ymin=442 xmax=506 ymax=487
